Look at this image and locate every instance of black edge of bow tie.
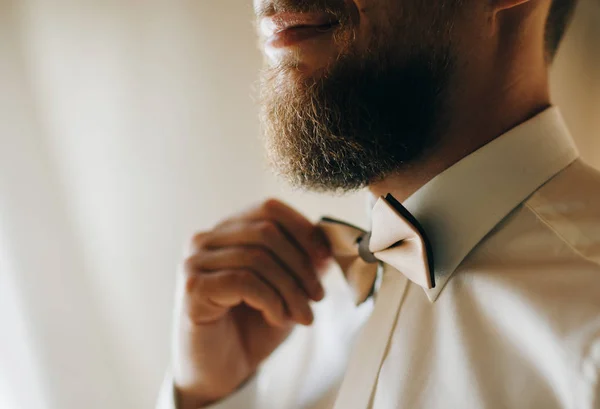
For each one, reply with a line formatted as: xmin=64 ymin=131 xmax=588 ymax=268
xmin=319 ymin=194 xmax=436 ymax=291
xmin=384 ymin=194 xmax=436 ymax=288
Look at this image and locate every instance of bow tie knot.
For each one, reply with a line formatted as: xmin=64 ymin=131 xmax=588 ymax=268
xmin=319 ymin=194 xmax=435 ymax=305
xmin=357 ymin=231 xmax=378 ymax=264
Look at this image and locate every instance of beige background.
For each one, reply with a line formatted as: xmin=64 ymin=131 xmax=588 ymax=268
xmin=0 ymin=1 xmax=598 ymax=409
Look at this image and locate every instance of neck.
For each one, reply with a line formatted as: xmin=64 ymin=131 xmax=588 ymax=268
xmin=370 ymin=44 xmax=551 ymax=202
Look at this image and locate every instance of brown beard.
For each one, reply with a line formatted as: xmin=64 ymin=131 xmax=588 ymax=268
xmin=259 ymin=7 xmax=457 ymax=192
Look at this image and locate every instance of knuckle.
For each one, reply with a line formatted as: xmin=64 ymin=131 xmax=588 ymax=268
xmin=190 ymin=231 xmax=209 ymax=250
xmin=183 ymin=256 xmax=198 ymax=273
xmin=246 ymin=248 xmax=270 ymax=267
xmin=255 ymin=220 xmax=279 ymax=241
xmin=261 ymin=198 xmax=282 ymax=215
xmin=213 ymin=217 xmax=233 ymax=230
xmin=231 ymin=269 xmax=254 ymax=287
xmin=184 ymin=274 xmax=200 ymax=294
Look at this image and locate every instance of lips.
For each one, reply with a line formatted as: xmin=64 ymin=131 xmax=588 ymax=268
xmin=261 ymin=12 xmax=340 ymax=47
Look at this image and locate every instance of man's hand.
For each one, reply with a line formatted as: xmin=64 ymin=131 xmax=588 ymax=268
xmin=172 ymin=199 xmax=331 ymax=409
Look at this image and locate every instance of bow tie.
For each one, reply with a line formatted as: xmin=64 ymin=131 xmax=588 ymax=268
xmin=318 ymin=194 xmax=435 ymax=305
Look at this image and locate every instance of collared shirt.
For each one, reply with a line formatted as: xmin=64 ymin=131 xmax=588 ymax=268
xmin=158 ymin=108 xmax=600 ymax=409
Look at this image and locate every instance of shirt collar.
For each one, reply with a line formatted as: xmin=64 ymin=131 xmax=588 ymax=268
xmin=376 ymin=107 xmax=579 ymax=302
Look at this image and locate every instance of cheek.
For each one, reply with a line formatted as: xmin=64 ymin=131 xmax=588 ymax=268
xmin=348 ymin=0 xmax=401 ymax=49
xmin=351 ymin=0 xmax=401 ymax=22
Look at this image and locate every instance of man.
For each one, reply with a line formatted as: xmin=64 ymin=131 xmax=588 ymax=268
xmin=158 ymin=0 xmax=599 ymax=408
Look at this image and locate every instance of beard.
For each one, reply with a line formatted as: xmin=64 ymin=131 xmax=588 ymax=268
xmin=259 ymin=4 xmax=459 ymax=192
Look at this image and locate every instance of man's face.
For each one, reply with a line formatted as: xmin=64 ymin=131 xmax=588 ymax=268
xmin=255 ymin=0 xmax=469 ymax=192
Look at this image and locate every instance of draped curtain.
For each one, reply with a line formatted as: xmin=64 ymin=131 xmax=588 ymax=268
xmin=0 ymin=1 xmax=598 ymax=408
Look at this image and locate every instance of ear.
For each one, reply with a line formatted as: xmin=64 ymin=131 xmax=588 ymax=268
xmin=492 ymin=0 xmax=531 ymax=13
xmin=488 ymin=0 xmax=533 ymax=31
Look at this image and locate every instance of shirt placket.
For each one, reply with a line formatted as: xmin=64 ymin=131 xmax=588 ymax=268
xmin=332 ymin=265 xmax=411 ymax=409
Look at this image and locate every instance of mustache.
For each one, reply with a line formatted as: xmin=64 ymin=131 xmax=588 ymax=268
xmin=255 ymin=0 xmax=350 ymax=20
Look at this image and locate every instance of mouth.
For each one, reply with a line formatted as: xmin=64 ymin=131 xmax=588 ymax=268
xmin=261 ymin=12 xmax=341 ymax=48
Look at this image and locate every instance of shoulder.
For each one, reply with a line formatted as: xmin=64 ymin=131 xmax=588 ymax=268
xmin=524 ymin=158 xmax=600 ymax=384
xmin=466 ymin=159 xmax=600 ymax=273
xmin=453 ymin=159 xmax=600 ymax=379
xmin=524 ymin=159 xmax=600 ymax=266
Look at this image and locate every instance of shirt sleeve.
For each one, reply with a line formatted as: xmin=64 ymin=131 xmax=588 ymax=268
xmin=155 ymin=372 xmax=258 ymax=409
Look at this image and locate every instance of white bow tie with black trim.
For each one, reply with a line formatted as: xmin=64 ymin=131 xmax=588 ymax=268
xmin=318 ymin=194 xmax=435 ymax=304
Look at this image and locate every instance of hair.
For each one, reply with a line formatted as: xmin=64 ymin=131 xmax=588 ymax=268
xmin=545 ymin=0 xmax=578 ymax=61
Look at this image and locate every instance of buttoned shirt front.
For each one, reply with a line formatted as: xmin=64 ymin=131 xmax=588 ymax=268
xmin=158 ymin=108 xmax=600 ymax=409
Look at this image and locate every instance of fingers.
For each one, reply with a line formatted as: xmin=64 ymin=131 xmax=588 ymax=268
xmin=186 ymin=270 xmax=287 ymax=328
xmin=224 ymin=199 xmax=331 ymax=268
xmin=199 ymin=220 xmax=325 ymax=301
xmin=187 ymin=247 xmax=315 ymax=324
xmin=183 ymin=199 xmax=328 ymax=330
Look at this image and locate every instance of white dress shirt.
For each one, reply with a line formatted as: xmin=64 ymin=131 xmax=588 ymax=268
xmin=158 ymin=107 xmax=600 ymax=409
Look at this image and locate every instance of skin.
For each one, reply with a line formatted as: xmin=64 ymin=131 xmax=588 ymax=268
xmin=173 ymin=1 xmax=552 ymax=407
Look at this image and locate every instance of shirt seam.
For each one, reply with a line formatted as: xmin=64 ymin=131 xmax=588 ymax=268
xmin=524 ymin=201 xmax=600 ymax=405
xmin=523 ymin=202 xmax=600 ymax=269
